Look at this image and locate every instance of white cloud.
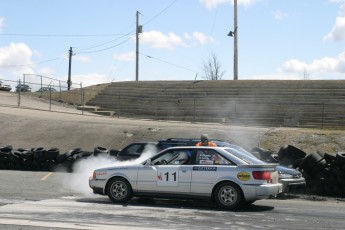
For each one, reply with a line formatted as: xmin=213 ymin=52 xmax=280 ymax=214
xmin=200 ymin=0 xmax=229 ymax=9
xmin=188 ymin=32 xmax=214 ymax=45
xmin=324 ymin=16 xmax=345 ymax=41
xmin=200 ymin=0 xmax=256 ymax=10
xmin=114 ymin=52 xmax=135 ymax=61
xmin=282 ymin=52 xmax=345 ymax=74
xmin=0 ymin=42 xmax=33 ymax=66
xmin=141 ymin=30 xmax=185 ymax=50
xmin=71 ymin=73 xmax=113 ymax=87
xmin=139 ymin=30 xmax=212 ymax=50
xmin=0 ymin=43 xmax=34 ymax=81
xmin=324 ymin=2 xmax=345 ymax=41
xmin=243 ymin=72 xmax=303 ymax=80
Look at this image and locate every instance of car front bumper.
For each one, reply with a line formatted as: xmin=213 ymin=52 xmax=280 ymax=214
xmin=279 ymin=177 xmax=306 ymax=193
xmin=89 ymin=178 xmax=106 ymax=195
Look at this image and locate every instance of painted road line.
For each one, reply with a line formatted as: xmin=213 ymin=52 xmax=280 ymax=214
xmin=41 ymin=172 xmax=53 ymax=181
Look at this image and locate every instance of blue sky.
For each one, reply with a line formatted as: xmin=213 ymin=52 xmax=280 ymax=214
xmin=1 ymin=0 xmax=345 ymax=88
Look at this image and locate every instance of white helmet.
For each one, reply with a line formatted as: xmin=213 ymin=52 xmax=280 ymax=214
xmin=177 ymin=152 xmax=189 ymax=164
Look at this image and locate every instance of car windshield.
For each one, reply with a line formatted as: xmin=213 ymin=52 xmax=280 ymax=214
xmin=224 ymin=148 xmax=265 ymax=164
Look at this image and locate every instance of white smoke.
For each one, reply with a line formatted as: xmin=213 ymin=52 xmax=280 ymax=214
xmin=64 ymin=144 xmax=159 ymax=196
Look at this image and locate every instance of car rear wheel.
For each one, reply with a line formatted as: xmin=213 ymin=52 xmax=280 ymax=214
xmin=214 ymin=182 xmax=243 ymax=209
xmin=107 ymin=177 xmax=132 ymax=203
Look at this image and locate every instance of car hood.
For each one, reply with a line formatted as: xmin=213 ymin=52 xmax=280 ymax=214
xmin=276 ymin=165 xmax=301 ymax=175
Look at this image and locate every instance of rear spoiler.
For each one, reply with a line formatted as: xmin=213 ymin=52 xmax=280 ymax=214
xmin=238 ymin=164 xmax=278 ymax=168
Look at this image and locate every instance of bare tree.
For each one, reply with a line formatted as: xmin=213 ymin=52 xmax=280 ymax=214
xmin=201 ymin=52 xmax=225 ymax=80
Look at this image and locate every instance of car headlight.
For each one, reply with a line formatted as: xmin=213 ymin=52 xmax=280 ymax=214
xmin=279 ymin=173 xmax=294 ymax=179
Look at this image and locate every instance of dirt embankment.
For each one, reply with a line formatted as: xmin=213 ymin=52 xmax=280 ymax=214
xmin=260 ymin=128 xmax=345 ymax=155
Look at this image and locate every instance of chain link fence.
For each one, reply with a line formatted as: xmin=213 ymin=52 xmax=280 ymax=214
xmin=0 ymin=75 xmax=108 ymax=115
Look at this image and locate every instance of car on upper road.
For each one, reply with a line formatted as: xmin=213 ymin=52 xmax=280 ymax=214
xmin=111 ymin=138 xmax=305 ymax=194
xmin=15 ymin=84 xmax=31 ymax=92
xmin=89 ymin=146 xmax=283 ymax=209
xmin=0 ymin=81 xmax=12 ymax=92
xmin=36 ymin=87 xmax=58 ymax=93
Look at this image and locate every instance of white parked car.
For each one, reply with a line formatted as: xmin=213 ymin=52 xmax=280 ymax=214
xmin=89 ymin=146 xmax=283 ymax=209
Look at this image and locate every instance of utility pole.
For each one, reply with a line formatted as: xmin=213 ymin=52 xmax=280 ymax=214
xmin=136 ymin=11 xmax=142 ymax=81
xmin=67 ymin=47 xmax=73 ymax=90
xmin=233 ymin=0 xmax=238 ymax=80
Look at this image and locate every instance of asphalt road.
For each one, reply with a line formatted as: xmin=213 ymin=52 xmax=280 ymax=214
xmin=0 ymin=170 xmax=344 ymax=230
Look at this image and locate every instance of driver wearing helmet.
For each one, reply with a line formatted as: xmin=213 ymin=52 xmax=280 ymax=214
xmin=177 ymin=152 xmax=189 ymax=165
xmin=196 ymin=134 xmax=217 ymax=147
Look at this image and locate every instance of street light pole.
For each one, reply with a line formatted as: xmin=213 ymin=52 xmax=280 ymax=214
xmin=136 ymin=11 xmax=139 ymax=81
xmin=68 ymin=47 xmax=73 ymax=90
xmin=233 ymin=0 xmax=238 ymax=80
xmin=135 ymin=11 xmax=142 ymax=81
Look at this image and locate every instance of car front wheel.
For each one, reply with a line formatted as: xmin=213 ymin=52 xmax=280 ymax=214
xmin=214 ymin=182 xmax=243 ymax=209
xmin=107 ymin=177 xmax=132 ymax=203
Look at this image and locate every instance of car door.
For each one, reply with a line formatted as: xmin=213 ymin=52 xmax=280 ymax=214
xmin=137 ymin=149 xmax=192 ymax=194
xmin=191 ymin=149 xmax=235 ymax=195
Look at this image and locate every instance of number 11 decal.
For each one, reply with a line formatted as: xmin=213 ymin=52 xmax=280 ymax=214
xmin=157 ymin=168 xmax=179 ymax=186
xmin=164 ymin=172 xmax=177 ymax=181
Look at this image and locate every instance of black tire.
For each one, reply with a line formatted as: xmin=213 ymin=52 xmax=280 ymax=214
xmin=45 ymin=148 xmax=60 ymax=161
xmin=107 ymin=177 xmax=132 ymax=203
xmin=0 ymin=145 xmax=13 ymax=153
xmin=335 ymin=152 xmax=345 ymax=165
xmin=300 ymin=152 xmax=323 ymax=173
xmin=324 ymin=152 xmax=336 ymax=164
xmin=94 ymin=146 xmax=109 ymax=156
xmin=292 ymin=158 xmax=304 ymax=169
xmin=311 ymin=159 xmax=327 ymax=175
xmin=79 ymin=151 xmax=93 ymax=158
xmin=214 ymin=182 xmax=243 ymax=210
xmin=278 ymin=145 xmax=307 ymax=161
xmin=279 ymin=157 xmax=295 ymax=168
xmin=32 ymin=147 xmax=46 ymax=161
xmin=333 ymin=185 xmax=343 ymax=196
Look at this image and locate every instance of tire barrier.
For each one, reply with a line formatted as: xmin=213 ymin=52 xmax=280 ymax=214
xmin=2 ymin=144 xmax=345 ymax=197
xmin=251 ymin=145 xmax=345 ymax=198
xmin=0 ymin=145 xmax=114 ymax=173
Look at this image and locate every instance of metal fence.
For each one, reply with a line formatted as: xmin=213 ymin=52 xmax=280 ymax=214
xmin=0 ymin=75 xmax=105 ymax=116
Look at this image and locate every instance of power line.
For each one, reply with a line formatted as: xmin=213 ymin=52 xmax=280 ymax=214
xmin=77 ymin=37 xmax=132 ymax=54
xmin=74 ymin=33 xmax=134 ymax=52
xmin=0 ymin=56 xmax=66 ymax=68
xmin=140 ymin=52 xmax=198 ymax=73
xmin=142 ymin=0 xmax=179 ymax=26
xmin=0 ymin=33 xmax=128 ymax=37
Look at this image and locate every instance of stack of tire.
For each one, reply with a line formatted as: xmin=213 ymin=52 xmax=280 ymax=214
xmin=0 ymin=145 xmax=117 ymax=172
xmin=278 ymin=145 xmax=345 ymax=197
xmin=298 ymin=151 xmax=345 ymax=197
xmin=0 ymin=145 xmax=61 ymax=171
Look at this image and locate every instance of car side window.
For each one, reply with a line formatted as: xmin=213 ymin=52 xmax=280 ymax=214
xmin=152 ymin=150 xmax=179 ymax=165
xmin=151 ymin=150 xmax=192 ymax=165
xmin=119 ymin=144 xmax=145 ymax=157
xmin=195 ymin=149 xmax=232 ymax=165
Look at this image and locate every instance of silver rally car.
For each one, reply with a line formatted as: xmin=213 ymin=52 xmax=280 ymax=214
xmin=89 ymin=146 xmax=283 ymax=209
